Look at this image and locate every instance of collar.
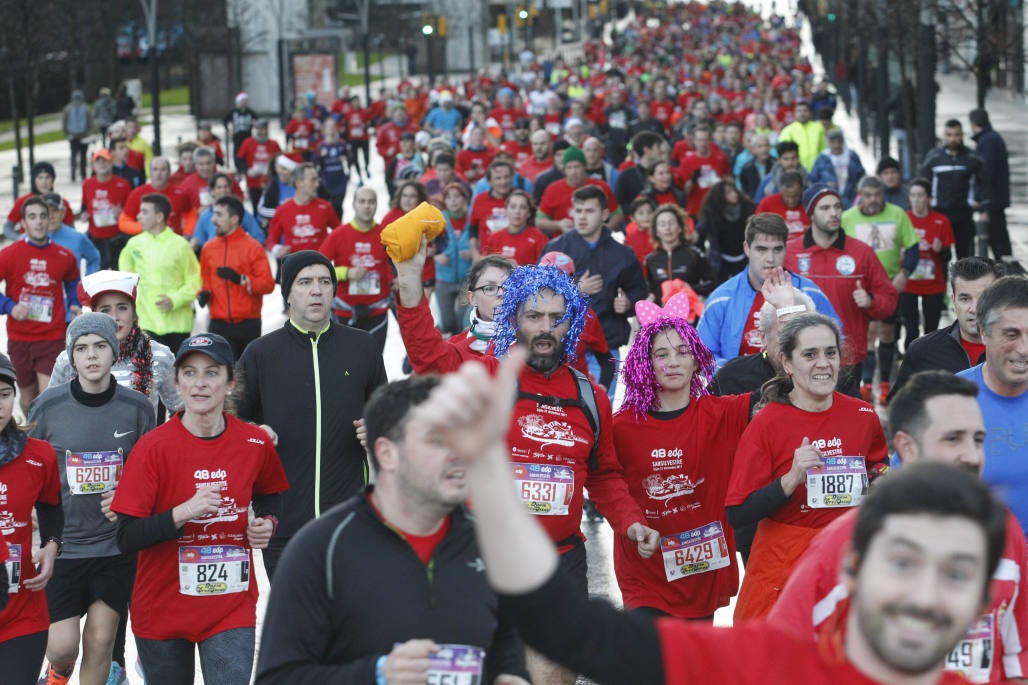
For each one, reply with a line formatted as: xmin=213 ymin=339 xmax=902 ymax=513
xmin=70 ymin=376 xmax=117 ymax=406
xmin=23 ymin=235 xmax=51 ymax=247
xmin=801 ymin=228 xmax=846 ymax=250
xmin=349 ymin=220 xmax=376 ymax=234
xmin=289 ymin=318 xmax=331 ymax=341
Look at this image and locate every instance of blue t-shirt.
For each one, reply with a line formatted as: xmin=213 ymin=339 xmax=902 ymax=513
xmin=958 ymin=363 xmax=1028 ymax=530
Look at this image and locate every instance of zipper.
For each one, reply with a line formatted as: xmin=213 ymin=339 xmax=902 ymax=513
xmin=223 ymin=237 xmax=233 ymax=323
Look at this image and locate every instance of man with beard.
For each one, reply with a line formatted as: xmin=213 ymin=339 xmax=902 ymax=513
xmin=770 ymin=370 xmax=1028 ymax=685
xmin=786 ymin=185 xmax=897 ymax=396
xmin=392 ymin=246 xmax=659 ymax=685
xmin=402 ymin=348 xmax=1010 ymax=685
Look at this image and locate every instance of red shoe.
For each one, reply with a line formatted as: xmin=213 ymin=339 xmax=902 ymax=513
xmin=878 ymin=382 xmax=891 ymax=406
xmin=860 ymin=383 xmax=873 ymax=403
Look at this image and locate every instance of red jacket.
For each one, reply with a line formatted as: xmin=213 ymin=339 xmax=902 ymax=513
xmin=200 ymin=227 xmax=275 ymax=322
xmin=785 ymin=230 xmax=898 ymax=365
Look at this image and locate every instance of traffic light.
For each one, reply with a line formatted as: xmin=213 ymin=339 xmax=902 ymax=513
xmin=437 ymin=15 xmax=446 ymax=37
xmin=421 ymin=13 xmax=434 ymax=36
xmin=516 ymin=6 xmax=528 ymax=27
xmin=827 ymin=12 xmax=836 ymax=21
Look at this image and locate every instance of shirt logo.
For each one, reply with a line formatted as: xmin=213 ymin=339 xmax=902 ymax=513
xmin=114 ymin=429 xmax=134 ymax=438
xmin=836 ymin=255 xmax=856 ymax=276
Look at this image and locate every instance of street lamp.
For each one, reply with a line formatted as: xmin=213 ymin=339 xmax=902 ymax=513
xmin=422 ymin=16 xmax=435 ymax=84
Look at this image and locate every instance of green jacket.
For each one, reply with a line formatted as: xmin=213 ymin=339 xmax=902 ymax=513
xmin=777 ymin=120 xmax=826 ymax=172
xmin=119 ymin=227 xmax=201 ymax=334
xmin=841 ymin=203 xmax=919 ymax=278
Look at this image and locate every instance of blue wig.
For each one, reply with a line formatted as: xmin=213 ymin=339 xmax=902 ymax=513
xmin=492 ymin=265 xmax=589 ymax=363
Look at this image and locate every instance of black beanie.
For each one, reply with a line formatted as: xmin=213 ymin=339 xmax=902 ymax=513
xmin=280 ymin=250 xmax=337 ymax=302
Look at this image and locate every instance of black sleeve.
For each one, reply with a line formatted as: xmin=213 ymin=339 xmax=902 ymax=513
xmin=598 ymin=354 xmax=618 ymax=390
xmin=252 ymin=492 xmax=282 ymax=521
xmin=117 ymin=511 xmax=181 ymax=554
xmin=0 ymin=563 xmax=8 ymax=612
xmin=901 ymin=245 xmax=919 ymax=275
xmin=726 ymin=478 xmax=790 ymax=529
xmin=235 ymin=347 xmax=263 ymax=424
xmin=499 ymin=569 xmax=664 ymax=685
xmin=484 ymin=606 xmax=529 ymax=682
xmin=35 ymin=501 xmax=64 ymax=542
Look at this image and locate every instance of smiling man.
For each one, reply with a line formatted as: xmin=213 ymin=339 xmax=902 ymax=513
xmin=958 ymin=275 xmax=1028 ymax=532
xmin=771 ymin=370 xmax=1028 ymax=684
xmin=236 ymin=251 xmax=386 ymax=579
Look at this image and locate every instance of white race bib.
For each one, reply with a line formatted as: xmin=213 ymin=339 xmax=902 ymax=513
xmin=426 ymin=644 xmax=484 ymax=685
xmin=198 ymin=190 xmax=213 ymax=208
xmin=348 ymin=271 xmax=381 ymax=296
xmin=94 ymin=204 xmax=118 ymax=227
xmin=807 ymin=456 xmax=868 ymax=508
xmin=660 ymin=522 xmax=731 ymax=582
xmin=5 ymin=543 xmax=21 ymax=594
xmin=946 ymin=613 xmax=994 ymax=683
xmin=910 ymin=257 xmax=936 ymax=280
xmin=511 ymin=463 xmax=574 ymax=516
xmin=178 ymin=546 xmax=250 ymax=596
xmin=19 ymin=293 xmax=54 ymax=323
xmin=66 ymin=449 xmax=123 ymax=495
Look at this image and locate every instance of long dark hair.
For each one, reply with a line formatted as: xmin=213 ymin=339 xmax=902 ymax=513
xmin=699 ymin=180 xmax=755 ymax=227
xmin=759 ymin=313 xmax=840 ymax=407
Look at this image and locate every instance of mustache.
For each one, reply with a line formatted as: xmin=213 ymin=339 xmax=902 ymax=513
xmin=884 ymin=605 xmax=952 ymax=629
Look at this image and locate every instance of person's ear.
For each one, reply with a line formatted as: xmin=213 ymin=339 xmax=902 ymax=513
xmin=374 ymin=437 xmax=399 ymax=472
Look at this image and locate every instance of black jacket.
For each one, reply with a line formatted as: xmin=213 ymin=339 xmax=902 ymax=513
xmin=545 ymin=228 xmax=649 ymax=347
xmin=712 ymin=351 xmax=776 ymax=416
xmin=972 ymin=124 xmax=1010 ymax=210
xmin=920 ymin=145 xmax=982 ymax=212
xmin=644 ymin=243 xmax=716 ymax=301
xmin=888 ymin=322 xmax=985 ymax=400
xmin=255 ymin=491 xmax=528 ymax=684
xmin=237 ymin=322 xmax=387 ymax=537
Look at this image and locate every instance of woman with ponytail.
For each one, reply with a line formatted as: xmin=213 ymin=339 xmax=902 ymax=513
xmin=725 ymin=313 xmax=888 ymax=621
xmin=51 ymin=270 xmax=182 ymax=416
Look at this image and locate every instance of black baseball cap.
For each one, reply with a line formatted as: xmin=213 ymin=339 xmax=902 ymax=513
xmin=174 ymin=333 xmax=235 ymax=368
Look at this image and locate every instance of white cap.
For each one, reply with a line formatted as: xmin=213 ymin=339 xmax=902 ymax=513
xmin=78 ymin=270 xmax=140 ymax=309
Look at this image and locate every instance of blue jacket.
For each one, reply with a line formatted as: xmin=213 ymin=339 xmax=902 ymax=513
xmin=193 ymin=206 xmax=267 ymax=249
xmin=543 ymin=228 xmax=648 ymax=347
xmin=435 ymin=211 xmax=473 ymax=284
xmin=808 ymin=149 xmax=865 ymax=207
xmin=697 ymin=269 xmax=843 ymax=368
xmin=51 ymin=224 xmax=101 ymax=277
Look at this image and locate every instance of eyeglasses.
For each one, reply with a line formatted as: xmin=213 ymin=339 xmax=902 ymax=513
xmin=471 ymin=284 xmax=503 ymax=296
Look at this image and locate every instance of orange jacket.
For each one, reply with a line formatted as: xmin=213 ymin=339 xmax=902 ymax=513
xmin=200 ymin=227 xmax=275 ymax=323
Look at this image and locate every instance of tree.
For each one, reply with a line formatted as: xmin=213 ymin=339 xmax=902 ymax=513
xmin=939 ymin=0 xmax=1025 ymax=106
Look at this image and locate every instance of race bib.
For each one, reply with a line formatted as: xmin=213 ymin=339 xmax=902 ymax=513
xmin=807 ymin=456 xmax=867 ymax=508
xmin=485 ymin=209 xmax=510 ymax=233
xmin=295 ymin=137 xmax=309 ymax=150
xmin=427 ymin=645 xmax=484 ymax=685
xmin=66 ymin=450 xmax=124 ymax=495
xmin=178 ymin=546 xmax=250 ymax=596
xmin=946 ymin=613 xmax=994 ymax=683
xmin=349 ymin=126 xmax=364 ymax=138
xmin=511 ymin=463 xmax=574 ymax=516
xmin=19 ymin=293 xmax=54 ymax=323
xmin=348 ymin=270 xmax=381 ymax=296
xmin=94 ymin=203 xmax=118 ymax=227
xmin=911 ymin=258 xmax=936 ymax=281
xmin=249 ymin=162 xmax=269 ymax=176
xmin=5 ymin=543 xmax=21 ymax=594
xmin=198 ymin=189 xmax=213 ymax=208
xmin=697 ymin=168 xmax=719 ymax=189
xmin=660 ymin=522 xmax=731 ymax=582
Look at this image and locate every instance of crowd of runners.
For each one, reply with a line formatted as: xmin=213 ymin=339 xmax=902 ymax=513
xmin=1 ymin=1 xmax=1027 ymax=684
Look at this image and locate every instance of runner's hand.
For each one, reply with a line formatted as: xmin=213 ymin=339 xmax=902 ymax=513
xmin=354 ymin=418 xmax=367 ymax=450
xmin=23 ymin=543 xmax=58 ymax=591
xmin=761 ymin=267 xmax=795 ymax=309
xmin=383 ymin=639 xmax=437 ymax=684
xmin=247 ymin=517 xmax=274 ymax=549
xmin=410 ymin=349 xmax=527 ymax=464
xmin=783 ymin=437 xmax=823 ymax=496
xmin=627 ymin=522 xmax=661 ymax=559
xmin=101 ymin=490 xmax=117 ymax=522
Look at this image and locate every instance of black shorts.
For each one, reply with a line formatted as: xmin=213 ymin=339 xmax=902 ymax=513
xmin=558 ymin=539 xmax=588 ymax=598
xmin=45 ymin=554 xmax=136 ymax=623
xmin=878 ymin=302 xmax=902 ymax=325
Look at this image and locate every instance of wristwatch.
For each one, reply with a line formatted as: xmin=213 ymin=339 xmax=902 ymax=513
xmin=43 ymin=536 xmax=63 ymax=557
